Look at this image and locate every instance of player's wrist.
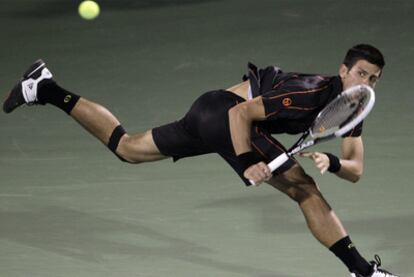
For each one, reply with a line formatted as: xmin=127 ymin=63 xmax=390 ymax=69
xmin=324 ymin=152 xmax=341 ymax=173
xmin=237 ymin=151 xmax=263 ymax=172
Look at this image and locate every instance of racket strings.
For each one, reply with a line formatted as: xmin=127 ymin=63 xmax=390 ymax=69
xmin=311 ymin=90 xmax=370 ymax=136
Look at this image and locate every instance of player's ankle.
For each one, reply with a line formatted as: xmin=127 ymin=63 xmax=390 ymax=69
xmin=330 ymin=236 xmax=372 ymax=276
xmin=37 ymin=82 xmax=80 ymax=114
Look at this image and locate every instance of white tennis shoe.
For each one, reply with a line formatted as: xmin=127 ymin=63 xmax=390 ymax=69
xmin=3 ymin=59 xmax=53 ymax=113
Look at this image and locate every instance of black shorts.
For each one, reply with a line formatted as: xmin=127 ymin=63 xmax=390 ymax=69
xmin=152 ymin=90 xmax=296 ymax=186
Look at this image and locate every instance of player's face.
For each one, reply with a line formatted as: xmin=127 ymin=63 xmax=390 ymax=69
xmin=339 ymin=59 xmax=382 ymax=90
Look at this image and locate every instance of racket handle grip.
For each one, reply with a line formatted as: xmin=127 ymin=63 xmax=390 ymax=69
xmin=249 ymin=153 xmax=289 ymax=186
xmin=268 ymin=153 xmax=289 ymax=172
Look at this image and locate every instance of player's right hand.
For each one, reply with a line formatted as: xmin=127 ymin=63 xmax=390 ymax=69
xmin=243 ymin=162 xmax=272 ymax=185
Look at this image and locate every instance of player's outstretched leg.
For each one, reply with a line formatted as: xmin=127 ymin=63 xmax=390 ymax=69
xmin=267 ymin=165 xmax=399 ymax=277
xmin=3 ymin=59 xmax=166 ymax=163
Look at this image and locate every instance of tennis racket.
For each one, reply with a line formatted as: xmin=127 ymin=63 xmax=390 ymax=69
xmin=250 ymin=84 xmax=375 ymax=186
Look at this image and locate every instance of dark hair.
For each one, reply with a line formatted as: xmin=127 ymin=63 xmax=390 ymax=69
xmin=343 ymin=44 xmax=385 ymax=70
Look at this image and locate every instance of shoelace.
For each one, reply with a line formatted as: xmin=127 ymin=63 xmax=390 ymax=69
xmin=372 ymin=255 xmax=397 ymax=276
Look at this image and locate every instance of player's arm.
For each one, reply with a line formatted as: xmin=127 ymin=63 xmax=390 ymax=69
xmin=228 ymin=97 xmax=266 ymax=154
xmin=228 ymin=97 xmax=272 ymax=183
xmin=300 ymin=137 xmax=364 ymax=183
xmin=335 ymin=136 xmax=364 ymax=183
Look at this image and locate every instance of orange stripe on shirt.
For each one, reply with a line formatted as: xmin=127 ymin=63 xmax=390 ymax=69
xmin=256 ymin=129 xmax=286 ymax=153
xmin=265 ymin=110 xmax=279 ymax=118
xmin=265 ymin=85 xmax=329 ymax=100
xmin=255 ymin=127 xmax=297 ymax=165
xmin=251 ymin=142 xmax=268 ymax=159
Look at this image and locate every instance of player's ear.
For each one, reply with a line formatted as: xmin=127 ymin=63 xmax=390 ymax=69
xmin=339 ymin=64 xmax=349 ymax=79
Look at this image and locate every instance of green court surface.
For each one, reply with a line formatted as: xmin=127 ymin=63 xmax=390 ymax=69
xmin=1 ymin=0 xmax=413 ymax=276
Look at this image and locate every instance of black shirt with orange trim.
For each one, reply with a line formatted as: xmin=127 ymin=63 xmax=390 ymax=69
xmin=244 ymin=62 xmax=363 ymax=137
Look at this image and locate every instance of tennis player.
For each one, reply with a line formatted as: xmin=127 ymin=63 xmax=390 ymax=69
xmin=3 ymin=44 xmax=398 ymax=277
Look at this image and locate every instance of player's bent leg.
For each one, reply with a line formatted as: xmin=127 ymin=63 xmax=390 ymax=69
xmin=268 ymin=164 xmax=399 ymax=276
xmin=267 ymin=164 xmax=347 ymax=247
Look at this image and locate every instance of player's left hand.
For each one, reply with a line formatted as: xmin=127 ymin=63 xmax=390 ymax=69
xmin=299 ymin=151 xmax=330 ymax=175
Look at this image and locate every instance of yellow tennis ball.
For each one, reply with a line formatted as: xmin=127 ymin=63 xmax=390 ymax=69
xmin=78 ymin=0 xmax=100 ymax=20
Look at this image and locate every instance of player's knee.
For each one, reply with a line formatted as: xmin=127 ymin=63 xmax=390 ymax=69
xmin=107 ymin=125 xmax=139 ymax=164
xmin=280 ymin=164 xmax=315 ymax=184
xmin=113 ymin=151 xmax=145 ymax=164
xmin=290 ymin=182 xmax=322 ymax=204
xmin=113 ymin=141 xmax=137 ymax=163
xmin=114 ymin=153 xmax=132 ymax=163
xmin=115 ymin=136 xmax=142 ymax=164
xmin=116 ymin=133 xmax=156 ymax=164
xmin=112 ymin=147 xmax=137 ymax=163
xmin=277 ymin=165 xmax=322 ymax=203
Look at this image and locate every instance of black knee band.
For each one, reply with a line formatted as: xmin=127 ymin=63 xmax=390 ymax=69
xmin=108 ymin=125 xmax=127 ymax=162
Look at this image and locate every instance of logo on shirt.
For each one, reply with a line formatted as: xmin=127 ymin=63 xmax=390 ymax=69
xmin=282 ymin=97 xmax=292 ymax=107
